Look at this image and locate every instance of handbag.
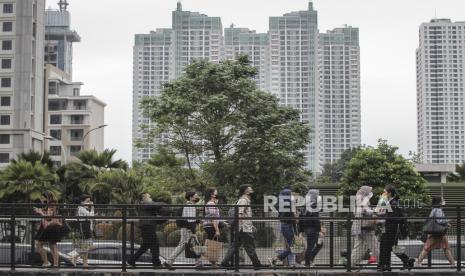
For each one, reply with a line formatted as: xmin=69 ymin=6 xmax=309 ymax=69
xmin=185 ymin=236 xmax=202 ymax=259
xmin=423 ymin=218 xmax=447 ymax=236
xmin=203 ymin=237 xmax=222 ymax=263
xmin=42 ymin=208 xmax=63 ymax=230
xmin=361 ymin=213 xmax=377 ymax=230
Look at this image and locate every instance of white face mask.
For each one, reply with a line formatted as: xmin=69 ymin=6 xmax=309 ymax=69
xmin=368 ymin=192 xmax=373 ymax=199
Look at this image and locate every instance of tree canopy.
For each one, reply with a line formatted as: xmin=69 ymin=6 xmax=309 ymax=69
xmin=338 ymin=139 xmax=431 ymax=205
xmin=140 ymin=55 xmax=311 ymax=198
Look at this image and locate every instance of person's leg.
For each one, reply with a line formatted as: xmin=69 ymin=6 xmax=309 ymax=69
xmin=241 ymin=232 xmax=261 ymax=266
xmin=351 ymin=235 xmax=365 ymax=267
xmin=368 ymin=231 xmax=379 ymax=260
xmin=151 ymin=228 xmax=161 ymax=266
xmin=305 ymin=231 xmax=318 ymax=266
xmin=36 ymin=241 xmax=48 ymax=266
xmin=444 ymin=248 xmax=455 ymax=265
xmin=82 ymin=253 xmax=88 ymax=268
xmin=276 ymin=224 xmax=294 ymax=261
xmin=49 ymin=243 xmax=59 ymax=267
xmin=166 ymin=228 xmax=189 ymax=265
xmin=378 ymin=233 xmax=390 ymax=269
xmin=131 ymin=225 xmax=150 ymax=263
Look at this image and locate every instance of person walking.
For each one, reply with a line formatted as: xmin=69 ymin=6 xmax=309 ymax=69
xmin=33 ymin=191 xmax=62 ymax=268
xmin=269 ymin=186 xmax=297 ymax=266
xmin=164 ymin=191 xmax=202 ymax=270
xmin=298 ymin=189 xmax=321 ymax=267
xmin=221 ymin=184 xmax=262 ymax=270
xmin=127 ymin=192 xmax=164 ymax=268
xmin=415 ymin=196 xmax=455 ymax=267
xmin=351 ymin=186 xmax=379 ymax=270
xmin=70 ymin=194 xmax=95 ymax=267
xmin=203 ymin=187 xmax=223 ymax=265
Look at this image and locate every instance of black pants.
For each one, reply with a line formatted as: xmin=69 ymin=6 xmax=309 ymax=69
xmin=221 ymin=231 xmax=261 ymax=266
xmin=305 ymin=229 xmax=320 ymax=265
xmin=205 ymin=226 xmax=216 ymax=240
xmin=379 ymin=232 xmax=396 ymax=268
xmin=131 ymin=224 xmax=160 ymax=265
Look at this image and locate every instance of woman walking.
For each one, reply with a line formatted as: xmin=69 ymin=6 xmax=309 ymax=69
xmin=203 ymin=187 xmax=223 ymax=265
xmin=415 ymin=197 xmax=455 ymax=267
xmin=33 ymin=191 xmax=62 ymax=268
xmin=351 ymin=186 xmax=379 ymax=269
xmin=70 ymin=194 xmax=95 ymax=268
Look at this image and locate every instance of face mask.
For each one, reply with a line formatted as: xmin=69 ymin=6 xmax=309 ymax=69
xmin=368 ymin=192 xmax=373 ymax=199
xmin=193 ymin=197 xmax=200 ymax=203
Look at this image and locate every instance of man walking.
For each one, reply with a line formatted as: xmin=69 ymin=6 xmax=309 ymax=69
xmin=221 ymin=184 xmax=262 ymax=270
xmin=164 ymin=191 xmax=201 ymax=270
xmin=127 ymin=192 xmax=164 ymax=267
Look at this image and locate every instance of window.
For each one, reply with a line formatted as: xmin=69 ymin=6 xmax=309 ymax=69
xmin=50 ymin=115 xmax=61 ymax=125
xmin=1 ymin=40 xmax=12 ymax=51
xmin=0 ymin=96 xmax=10 ymax=106
xmin=2 ymin=22 xmax=12 ymax=32
xmin=49 ymin=146 xmax=61 ymax=156
xmin=0 ymin=134 xmax=9 ymax=144
xmin=73 ymin=88 xmax=80 ymax=96
xmin=3 ymin=4 xmax=13 ymax=14
xmin=1 ymin=77 xmax=11 ymax=88
xmin=0 ymin=115 xmax=10 ymax=125
xmin=50 ymin=129 xmax=61 ymax=140
xmin=69 ymin=129 xmax=83 ymax=141
xmin=0 ymin=153 xmax=9 ymax=163
xmin=70 ymin=115 xmax=84 ymax=124
xmin=1 ymin=59 xmax=11 ymax=69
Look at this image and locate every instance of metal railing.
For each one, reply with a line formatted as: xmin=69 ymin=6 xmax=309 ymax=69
xmin=0 ymin=203 xmax=463 ymax=272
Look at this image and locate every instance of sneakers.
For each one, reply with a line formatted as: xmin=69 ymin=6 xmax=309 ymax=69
xmin=268 ymin=258 xmax=277 ymax=267
xmin=126 ymin=259 xmax=136 ymax=268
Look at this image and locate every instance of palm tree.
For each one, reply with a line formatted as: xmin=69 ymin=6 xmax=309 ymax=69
xmin=11 ymin=150 xmax=55 ymax=170
xmin=77 ymin=149 xmax=128 ymax=170
xmin=0 ymin=160 xmax=59 ymax=202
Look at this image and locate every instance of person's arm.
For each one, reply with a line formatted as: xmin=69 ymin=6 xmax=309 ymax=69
xmin=78 ymin=206 xmax=94 ymax=217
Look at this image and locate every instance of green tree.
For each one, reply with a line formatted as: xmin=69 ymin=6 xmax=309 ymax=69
xmin=12 ymin=150 xmax=55 ymax=171
xmin=447 ymin=163 xmax=465 ymax=182
xmin=88 ymin=169 xmax=144 ymax=204
xmin=0 ymin=160 xmax=59 ymax=202
xmin=320 ymin=147 xmax=362 ymax=183
xmin=140 ymin=55 xmax=310 ymax=197
xmin=338 ymin=139 xmax=430 ymax=204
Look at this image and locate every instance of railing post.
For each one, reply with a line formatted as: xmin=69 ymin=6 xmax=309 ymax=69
xmin=457 ymin=206 xmax=462 ymax=272
xmin=346 ymin=213 xmax=352 ymax=272
xmin=233 ymin=205 xmax=240 ymax=272
xmin=122 ymin=206 xmax=127 ymax=272
xmin=329 ymin=212 xmax=334 ymax=268
xmin=10 ymin=212 xmax=15 ymax=271
xmin=130 ymin=222 xmax=135 ymax=260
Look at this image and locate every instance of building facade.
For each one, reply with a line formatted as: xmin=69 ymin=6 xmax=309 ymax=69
xmin=318 ymin=26 xmax=361 ymax=167
xmin=133 ymin=2 xmax=361 ymax=173
xmin=268 ymin=2 xmax=319 ymax=171
xmin=0 ymin=0 xmax=46 ymax=166
xmin=44 ymin=64 xmax=105 ymax=166
xmin=417 ymin=19 xmax=465 ymax=164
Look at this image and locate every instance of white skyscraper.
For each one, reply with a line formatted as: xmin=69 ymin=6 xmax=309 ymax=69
xmin=417 ymin=19 xmax=465 ymax=164
xmin=0 ymin=0 xmax=46 ymax=166
xmin=268 ymin=2 xmax=319 ymax=171
xmin=132 ymin=2 xmax=361 ymax=174
xmin=318 ymin=26 xmax=361 ymax=167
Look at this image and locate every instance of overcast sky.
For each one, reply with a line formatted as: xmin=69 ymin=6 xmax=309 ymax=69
xmin=45 ymin=0 xmax=465 ymax=162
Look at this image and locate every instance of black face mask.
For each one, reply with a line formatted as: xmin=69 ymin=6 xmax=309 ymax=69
xmin=193 ymin=197 xmax=200 ymax=203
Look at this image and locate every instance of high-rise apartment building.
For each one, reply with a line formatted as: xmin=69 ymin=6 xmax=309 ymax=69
xmin=318 ymin=26 xmax=361 ymax=167
xmin=269 ymin=2 xmax=319 ymax=171
xmin=0 ymin=0 xmax=46 ymax=166
xmin=132 ymin=29 xmax=173 ymax=161
xmin=417 ymin=19 xmax=465 ymax=164
xmin=44 ymin=1 xmax=80 ymax=78
xmin=224 ymin=27 xmax=269 ymax=92
xmin=133 ymin=2 xmax=361 ymax=173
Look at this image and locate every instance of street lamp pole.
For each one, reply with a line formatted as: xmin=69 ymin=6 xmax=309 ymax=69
xmin=82 ymin=124 xmax=108 ymax=150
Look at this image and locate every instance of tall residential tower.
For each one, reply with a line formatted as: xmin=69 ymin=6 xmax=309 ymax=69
xmin=417 ymin=19 xmax=465 ymax=164
xmin=318 ymin=26 xmax=361 ymax=167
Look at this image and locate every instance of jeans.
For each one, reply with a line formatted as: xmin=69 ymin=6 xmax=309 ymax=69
xmin=304 ymin=228 xmax=320 ymax=265
xmin=166 ymin=228 xmax=199 ymax=265
xmin=131 ymin=224 xmax=160 ymax=265
xmin=222 ymin=231 xmax=261 ymax=266
xmin=277 ymin=223 xmax=295 ymax=260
